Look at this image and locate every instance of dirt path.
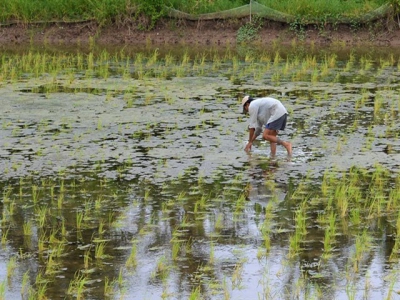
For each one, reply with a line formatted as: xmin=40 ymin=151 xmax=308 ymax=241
xmin=1 ymin=18 xmax=400 ymax=49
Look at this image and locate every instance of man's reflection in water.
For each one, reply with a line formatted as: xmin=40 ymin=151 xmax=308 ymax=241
xmin=245 ymin=156 xmax=288 ymax=206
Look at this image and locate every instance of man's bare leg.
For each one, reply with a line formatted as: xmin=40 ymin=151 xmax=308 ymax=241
xmin=278 ymin=139 xmax=292 ymax=157
xmin=270 ymin=141 xmax=277 ymax=157
xmin=263 ymin=129 xmax=292 ymax=157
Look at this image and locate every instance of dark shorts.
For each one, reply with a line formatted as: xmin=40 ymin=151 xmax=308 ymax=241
xmin=266 ymin=114 xmax=287 ymax=130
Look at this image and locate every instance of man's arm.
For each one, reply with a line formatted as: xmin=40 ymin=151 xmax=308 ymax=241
xmin=244 ymin=127 xmax=256 ymax=152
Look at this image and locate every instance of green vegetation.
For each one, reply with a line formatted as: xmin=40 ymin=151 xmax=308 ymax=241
xmin=0 ymin=0 xmax=392 ymax=26
xmin=236 ymin=15 xmax=263 ymax=43
xmin=0 ymin=0 xmax=164 ymax=27
xmin=260 ymin=0 xmax=388 ymax=18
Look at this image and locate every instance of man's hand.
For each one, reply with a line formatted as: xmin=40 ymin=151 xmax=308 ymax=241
xmin=244 ymin=141 xmax=252 ymax=152
xmin=245 ymin=128 xmax=255 ymax=152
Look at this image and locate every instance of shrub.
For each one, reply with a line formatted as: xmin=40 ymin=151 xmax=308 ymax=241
xmin=236 ymin=15 xmax=263 ymax=43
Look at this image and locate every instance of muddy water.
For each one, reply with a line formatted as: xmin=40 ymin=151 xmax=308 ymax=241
xmin=0 ymin=47 xmax=400 ymax=299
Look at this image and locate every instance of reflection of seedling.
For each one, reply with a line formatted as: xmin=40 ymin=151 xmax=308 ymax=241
xmin=7 ymin=256 xmax=17 ymax=280
xmin=214 ymin=213 xmax=223 ymax=232
xmin=57 ymin=193 xmax=64 ymax=209
xmin=126 ymin=243 xmax=137 ymax=269
xmin=36 ymin=206 xmax=47 ymax=228
xmin=152 ymin=256 xmax=169 ymax=282
xmin=117 ymin=267 xmax=125 ymax=288
xmin=209 ymin=241 xmax=215 ymax=265
xmin=322 ymin=212 xmax=336 ymax=259
xmin=231 ymin=259 xmax=246 ymax=289
xmin=352 ymin=230 xmax=371 ymax=272
xmin=21 ymin=271 xmax=30 ymax=297
xmin=81 ymin=248 xmax=91 ymax=270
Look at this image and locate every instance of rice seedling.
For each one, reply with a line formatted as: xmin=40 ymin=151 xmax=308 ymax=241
xmin=104 ymin=277 xmax=116 ymax=298
xmin=49 ymin=232 xmax=65 ymax=257
xmin=334 ymin=184 xmax=349 ymax=218
xmin=23 ymin=220 xmax=33 ymax=236
xmin=311 ymin=69 xmax=319 ymax=82
xmin=349 ymin=208 xmax=361 ymax=227
xmin=76 ymin=210 xmax=84 ymax=230
xmin=94 ymin=241 xmax=108 ymax=260
xmin=288 ymin=229 xmax=302 ymax=259
xmin=35 ymin=206 xmax=48 ymax=229
xmin=80 ymin=248 xmax=91 ymax=271
xmin=387 ymin=186 xmax=400 ymax=212
xmin=188 ymin=286 xmax=202 ymax=300
xmin=30 ymin=273 xmax=48 ymax=300
xmin=57 ymin=193 xmax=64 ymax=209
xmin=345 ymin=280 xmax=357 ymax=300
xmin=360 ymin=55 xmax=373 ymax=71
xmin=1 ymin=43 xmax=400 ymax=300
xmin=67 ymin=272 xmax=88 ymax=300
xmin=344 ymin=52 xmax=356 ymax=72
xmin=171 ymin=239 xmax=181 ymax=262
xmin=44 ymin=252 xmax=60 ymax=276
xmin=1 ymin=228 xmax=10 ymax=246
xmin=373 ymin=93 xmax=384 ymax=117
xmin=114 ymin=267 xmax=125 ymax=289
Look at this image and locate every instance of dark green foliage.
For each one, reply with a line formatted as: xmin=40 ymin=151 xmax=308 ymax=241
xmin=236 ymin=15 xmax=263 ymax=43
xmin=289 ymin=18 xmax=307 ymax=40
xmin=132 ymin=0 xmax=165 ymax=30
xmin=0 ymin=0 xmax=394 ymax=30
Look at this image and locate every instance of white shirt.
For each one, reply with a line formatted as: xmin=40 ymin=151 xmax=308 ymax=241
xmin=248 ymin=97 xmax=288 ymax=136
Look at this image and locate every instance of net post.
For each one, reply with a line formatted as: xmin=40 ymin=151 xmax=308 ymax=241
xmin=250 ymin=0 xmax=252 ymax=23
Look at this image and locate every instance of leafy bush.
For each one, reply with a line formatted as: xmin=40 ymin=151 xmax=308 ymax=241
xmin=132 ymin=0 xmax=165 ymax=30
xmin=236 ymin=16 xmax=263 ymax=43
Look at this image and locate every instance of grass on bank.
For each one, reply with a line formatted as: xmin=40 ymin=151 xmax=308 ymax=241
xmin=0 ymin=0 xmax=393 ymax=26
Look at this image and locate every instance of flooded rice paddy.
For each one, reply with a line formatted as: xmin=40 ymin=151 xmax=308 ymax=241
xmin=0 ymin=45 xmax=400 ymax=299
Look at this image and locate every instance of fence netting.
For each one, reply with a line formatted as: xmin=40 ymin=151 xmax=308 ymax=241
xmin=164 ymin=0 xmax=393 ymax=24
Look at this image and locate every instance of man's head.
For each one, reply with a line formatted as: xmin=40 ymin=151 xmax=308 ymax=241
xmin=241 ymin=95 xmax=253 ymax=114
